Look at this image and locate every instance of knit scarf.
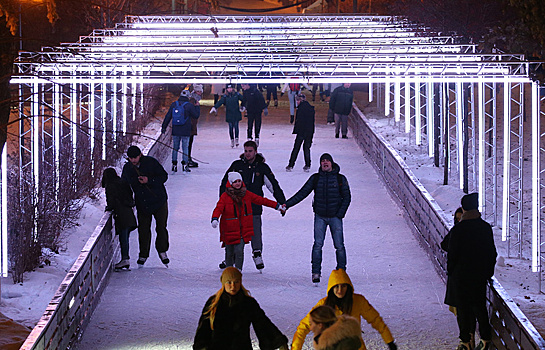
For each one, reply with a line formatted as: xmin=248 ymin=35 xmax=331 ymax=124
xmin=226 ymin=186 xmax=246 ymax=205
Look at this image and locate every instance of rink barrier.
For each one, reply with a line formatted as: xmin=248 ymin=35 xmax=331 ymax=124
xmin=19 ymin=125 xmax=171 ymax=349
xmin=349 ymin=105 xmax=545 ymax=350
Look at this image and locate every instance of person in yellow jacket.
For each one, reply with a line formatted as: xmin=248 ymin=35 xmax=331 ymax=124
xmin=291 ymin=269 xmax=397 ymax=350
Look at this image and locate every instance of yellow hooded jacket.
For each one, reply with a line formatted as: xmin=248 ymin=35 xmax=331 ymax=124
xmin=291 ymin=269 xmax=394 ymax=350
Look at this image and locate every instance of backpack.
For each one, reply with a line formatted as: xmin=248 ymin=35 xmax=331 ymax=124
xmin=172 ymin=101 xmax=190 ymax=126
xmin=289 ymin=83 xmax=300 ymax=92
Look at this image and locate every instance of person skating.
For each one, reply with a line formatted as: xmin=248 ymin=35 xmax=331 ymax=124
xmin=210 ymin=84 xmax=244 ymax=148
xmin=211 ymin=172 xmax=284 ymax=270
xmin=121 ymin=146 xmax=170 ymax=267
xmin=308 ymin=305 xmax=363 ymax=350
xmin=161 ymin=89 xmax=200 ymax=172
xmin=101 ymin=168 xmax=137 ymax=271
xmin=286 ymin=93 xmax=315 ymax=173
xmin=285 ymin=153 xmax=351 ymax=283
xmin=281 ymin=80 xmax=311 ymax=124
xmin=292 ymin=269 xmax=397 ymax=350
xmin=329 ymin=83 xmax=353 ymax=138
xmin=441 ymin=193 xmax=497 ymax=350
xmin=265 ymin=83 xmax=280 ymax=107
xmin=241 ymin=83 xmax=268 ymax=146
xmin=187 ymin=84 xmax=203 ymax=168
xmin=193 ymin=267 xmax=289 ymax=350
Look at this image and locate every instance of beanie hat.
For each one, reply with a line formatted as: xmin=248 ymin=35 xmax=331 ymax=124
xmin=127 ymin=145 xmax=141 ymax=158
xmin=461 ymin=193 xmax=479 ymax=211
xmin=227 ymin=172 xmax=242 ymax=184
xmin=221 ymin=267 xmax=242 ymax=284
xmin=192 ymin=84 xmax=203 ymax=93
xmin=226 ymin=84 xmax=233 ymax=89
xmin=180 ymin=89 xmax=190 ymax=97
xmin=320 ymin=153 xmax=333 ymax=163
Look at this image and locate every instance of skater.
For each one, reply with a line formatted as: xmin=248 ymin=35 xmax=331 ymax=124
xmin=329 ymin=83 xmax=353 ymax=138
xmin=193 ymin=267 xmax=289 ymax=350
xmin=212 ymin=172 xmax=284 ymax=270
xmin=308 ymin=305 xmax=363 ymax=350
xmin=241 ymin=83 xmax=268 ymax=146
xmin=161 ymin=89 xmax=200 ymax=172
xmin=187 ymin=84 xmax=203 ymax=168
xmin=285 ymin=153 xmax=351 ymax=283
xmin=219 ymin=140 xmax=286 ymax=271
xmin=101 ymin=168 xmax=137 ymax=271
xmin=121 ymin=146 xmax=170 ymax=267
xmin=291 ymin=269 xmax=397 ymax=350
xmin=441 ymin=193 xmax=497 ymax=350
xmin=286 ymin=93 xmax=315 ymax=172
xmin=210 ymin=84 xmax=244 ymax=148
xmin=265 ymin=83 xmax=280 ymax=107
xmin=281 ymin=79 xmax=310 ymax=124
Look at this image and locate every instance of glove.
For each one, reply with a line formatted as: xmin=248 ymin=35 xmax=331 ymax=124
xmin=387 ymin=341 xmax=397 ymax=350
xmin=209 ymin=107 xmax=217 ymax=114
xmin=263 ymin=108 xmax=268 ymax=116
xmin=211 ymin=219 xmax=219 ymax=229
xmin=280 ymin=92 xmax=284 ymax=97
xmin=239 ymin=106 xmax=246 ymax=113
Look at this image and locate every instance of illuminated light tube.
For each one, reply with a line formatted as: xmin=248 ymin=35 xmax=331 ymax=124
xmin=478 ymin=80 xmax=485 ymax=211
xmin=404 ymin=81 xmax=410 ymax=133
xmin=531 ymin=82 xmax=540 ymax=272
xmin=456 ymin=82 xmax=464 ymax=189
xmin=502 ymin=80 xmax=510 ymax=241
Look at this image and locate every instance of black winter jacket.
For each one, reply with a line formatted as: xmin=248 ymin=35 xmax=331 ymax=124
xmin=293 ymin=100 xmax=315 ymax=138
xmin=441 ymin=210 xmax=497 ymax=307
xmin=220 ymin=153 xmax=285 ymax=215
xmin=193 ymin=291 xmax=288 ymax=350
xmin=105 ymin=178 xmax=137 ymax=233
xmin=161 ymin=96 xmax=200 ymax=137
xmin=242 ymin=86 xmax=267 ymax=114
xmin=329 ymin=86 xmax=353 ymax=116
xmin=121 ymin=156 xmax=168 ymax=214
xmin=285 ymin=163 xmax=351 ymax=218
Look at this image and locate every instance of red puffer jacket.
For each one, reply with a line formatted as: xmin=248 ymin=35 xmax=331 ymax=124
xmin=212 ymin=185 xmax=277 ymax=246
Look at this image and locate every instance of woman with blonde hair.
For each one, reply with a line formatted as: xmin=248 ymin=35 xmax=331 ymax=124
xmin=309 ymin=305 xmax=363 ymax=350
xmin=193 ymin=267 xmax=288 ymax=350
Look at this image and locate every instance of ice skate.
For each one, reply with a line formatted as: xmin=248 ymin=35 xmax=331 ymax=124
xmin=255 ymin=138 xmax=259 ymax=147
xmin=252 ymin=251 xmax=264 ymax=271
xmin=114 ymin=259 xmax=130 ymax=271
xmin=230 ymin=139 xmax=235 ymax=148
xmin=303 ymin=166 xmax=310 ymax=172
xmin=159 ymin=252 xmax=170 ymax=267
xmin=171 ymin=162 xmax=177 ymax=172
xmin=474 ymin=340 xmax=490 ymax=350
xmin=286 ymin=165 xmax=293 ymax=172
xmin=187 ymin=159 xmax=198 ymax=168
xmin=312 ymin=273 xmax=321 ymax=286
xmin=235 ymin=138 xmax=239 ymax=147
xmin=219 ymin=260 xmax=227 ymax=269
xmin=137 ymin=257 xmax=147 ymax=268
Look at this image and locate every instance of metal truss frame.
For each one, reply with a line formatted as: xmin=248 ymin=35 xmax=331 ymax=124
xmin=3 ymin=14 xmax=544 ymax=285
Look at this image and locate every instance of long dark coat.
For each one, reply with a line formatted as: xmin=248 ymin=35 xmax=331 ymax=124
xmin=214 ymin=91 xmax=244 ymax=123
xmin=441 ymin=210 xmax=497 ymax=307
xmin=292 ymin=100 xmax=315 ymax=138
xmin=105 ymin=178 xmax=137 ymax=233
xmin=193 ymin=291 xmax=288 ymax=350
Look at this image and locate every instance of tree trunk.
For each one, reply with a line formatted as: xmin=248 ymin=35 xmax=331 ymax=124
xmin=0 ymin=20 xmax=17 ymax=157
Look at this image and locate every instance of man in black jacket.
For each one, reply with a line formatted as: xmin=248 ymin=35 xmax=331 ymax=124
xmin=220 ymin=140 xmax=286 ymax=271
xmin=285 ymin=153 xmax=351 ymax=283
xmin=441 ymin=193 xmax=497 ymax=350
xmin=122 ymin=146 xmax=170 ymax=267
xmin=329 ymin=83 xmax=353 ymax=139
xmin=241 ymin=83 xmax=268 ymax=146
xmin=286 ymin=93 xmax=315 ymax=172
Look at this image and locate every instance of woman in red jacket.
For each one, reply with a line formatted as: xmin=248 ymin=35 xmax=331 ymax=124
xmin=212 ymin=172 xmax=284 ymax=270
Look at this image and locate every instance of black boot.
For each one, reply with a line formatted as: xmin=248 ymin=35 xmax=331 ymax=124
xmin=290 ymin=115 xmax=294 ymax=124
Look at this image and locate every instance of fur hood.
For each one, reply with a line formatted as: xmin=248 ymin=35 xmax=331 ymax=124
xmin=313 ymin=315 xmax=363 ymax=350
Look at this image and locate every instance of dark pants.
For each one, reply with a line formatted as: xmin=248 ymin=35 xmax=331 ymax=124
xmin=225 ymin=238 xmax=245 ymax=270
xmin=118 ymin=227 xmax=131 ymax=260
xmin=456 ymin=301 xmax=491 ymax=343
xmin=228 ymin=121 xmax=239 ymax=140
xmin=188 ymin=135 xmax=194 ymax=160
xmin=266 ymin=88 xmax=278 ymax=101
xmin=288 ymin=134 xmax=312 ymax=167
xmin=247 ymin=112 xmax=262 ymax=139
xmin=137 ymin=202 xmax=169 ymax=259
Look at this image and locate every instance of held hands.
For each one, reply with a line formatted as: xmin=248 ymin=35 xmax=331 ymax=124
xmin=211 ymin=219 xmax=219 ymax=229
xmin=277 ymin=204 xmax=287 ymax=216
xmin=209 ymin=107 xmax=217 ymax=114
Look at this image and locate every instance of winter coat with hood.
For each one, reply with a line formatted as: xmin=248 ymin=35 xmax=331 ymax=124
xmin=285 ymin=162 xmax=350 ymax=219
xmin=242 ymin=85 xmax=267 ymax=115
xmin=220 ymin=153 xmax=285 ymax=216
xmin=214 ymin=91 xmax=244 ymax=123
xmin=293 ymin=100 xmax=315 ymax=138
xmin=121 ymin=156 xmax=168 ymax=214
xmin=441 ymin=209 xmax=497 ymax=307
xmin=313 ymin=315 xmax=363 ymax=350
xmin=291 ymin=269 xmax=394 ymax=350
xmin=193 ymin=289 xmax=288 ymax=350
xmin=329 ymin=85 xmax=353 ymax=116
xmin=161 ymin=95 xmax=200 ymax=137
xmin=104 ymin=176 xmax=137 ymax=233
xmin=212 ymin=181 xmax=278 ymax=246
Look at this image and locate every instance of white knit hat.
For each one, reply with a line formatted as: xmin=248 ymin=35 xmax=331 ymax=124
xmin=228 ymin=172 xmax=242 ymax=184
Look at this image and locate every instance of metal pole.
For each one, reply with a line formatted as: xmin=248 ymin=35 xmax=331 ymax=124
xmin=353 ymin=0 xmax=357 ymax=12
xmin=172 ymin=0 xmax=176 ymax=14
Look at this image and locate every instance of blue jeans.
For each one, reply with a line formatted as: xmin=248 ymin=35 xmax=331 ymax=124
xmin=225 ymin=238 xmax=245 ymax=270
xmin=312 ymin=214 xmax=346 ymax=275
xmin=172 ymin=135 xmax=190 ymax=164
xmin=228 ymin=121 xmax=239 ymax=140
xmin=118 ymin=227 xmax=130 ymax=260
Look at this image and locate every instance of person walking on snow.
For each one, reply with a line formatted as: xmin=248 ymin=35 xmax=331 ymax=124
xmin=291 ymin=269 xmax=397 ymax=350
xmin=441 ymin=193 xmax=497 ymax=350
xmin=219 ymin=140 xmax=286 ymax=271
xmin=241 ymin=83 xmax=268 ymax=146
xmin=161 ymin=89 xmax=200 ymax=172
xmin=121 ymin=146 xmax=170 ymax=267
xmin=212 ymin=172 xmax=285 ymax=270
xmin=329 ymin=83 xmax=353 ymax=139
xmin=193 ymin=267 xmax=289 ymax=350
xmin=210 ymin=84 xmax=244 ymax=148
xmin=101 ymin=168 xmax=137 ymax=271
xmin=286 ymin=93 xmax=315 ymax=173
xmin=281 ymin=80 xmax=311 ymax=124
xmin=285 ymin=153 xmax=351 ymax=283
